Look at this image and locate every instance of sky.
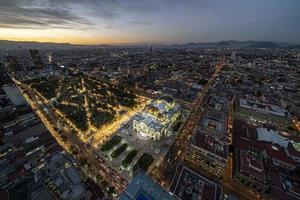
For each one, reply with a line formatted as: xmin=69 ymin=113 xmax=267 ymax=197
xmin=0 ymin=0 xmax=299 ymax=44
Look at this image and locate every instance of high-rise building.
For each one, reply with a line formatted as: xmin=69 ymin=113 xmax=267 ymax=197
xmin=5 ymin=56 xmax=23 ymax=72
xmin=29 ymin=49 xmax=43 ymax=69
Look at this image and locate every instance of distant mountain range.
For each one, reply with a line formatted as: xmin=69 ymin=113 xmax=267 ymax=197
xmin=0 ymin=40 xmax=109 ymax=49
xmin=0 ymin=39 xmax=299 ymax=49
xmin=0 ymin=40 xmax=72 ymax=49
xmin=164 ymin=40 xmax=300 ymax=49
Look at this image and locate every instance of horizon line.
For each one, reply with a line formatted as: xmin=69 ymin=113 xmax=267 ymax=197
xmin=0 ymin=38 xmax=298 ymax=46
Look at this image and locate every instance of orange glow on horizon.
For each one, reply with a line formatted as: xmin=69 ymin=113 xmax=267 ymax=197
xmin=0 ymin=36 xmax=129 ymax=45
xmin=0 ymin=28 xmax=160 ymax=45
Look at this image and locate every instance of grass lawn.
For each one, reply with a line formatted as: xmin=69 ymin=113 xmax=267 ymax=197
xmin=101 ymin=135 xmax=122 ymax=152
xmin=122 ymin=149 xmax=138 ymax=168
xmin=133 ymin=153 xmax=154 ymax=172
xmin=111 ymin=143 xmax=128 ymax=158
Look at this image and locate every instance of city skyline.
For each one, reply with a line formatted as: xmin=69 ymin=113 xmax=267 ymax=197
xmin=0 ymin=0 xmax=300 ymax=44
xmin=1 ymin=1 xmax=300 ymax=200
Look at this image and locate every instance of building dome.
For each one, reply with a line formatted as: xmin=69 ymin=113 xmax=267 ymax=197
xmin=147 ymin=105 xmax=160 ymax=116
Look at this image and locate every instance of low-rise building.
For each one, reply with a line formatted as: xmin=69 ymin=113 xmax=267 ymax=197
xmin=2 ymin=84 xmax=27 ymax=106
xmin=187 ymin=96 xmax=228 ymax=177
xmin=34 ymin=151 xmax=92 ymax=200
xmin=233 ymin=149 xmax=269 ymax=194
xmin=170 ymin=164 xmax=223 ymax=200
xmin=233 ymin=120 xmax=300 ymax=198
xmin=234 ymin=96 xmax=290 ymax=128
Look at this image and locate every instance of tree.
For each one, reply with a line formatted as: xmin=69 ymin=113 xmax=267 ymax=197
xmin=79 ymin=157 xmax=88 ymax=166
xmin=108 ymin=186 xmax=115 ymax=195
xmin=96 ymin=174 xmax=103 ymax=182
xmin=61 ymin=135 xmax=67 ymax=143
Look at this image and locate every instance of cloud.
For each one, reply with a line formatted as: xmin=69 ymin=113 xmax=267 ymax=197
xmin=0 ymin=1 xmax=93 ymax=29
xmin=0 ymin=0 xmax=208 ymax=30
xmin=103 ymin=20 xmax=152 ymax=29
xmin=0 ymin=0 xmax=155 ymax=29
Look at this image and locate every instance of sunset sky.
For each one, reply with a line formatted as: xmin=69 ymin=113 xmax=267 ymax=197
xmin=0 ymin=0 xmax=299 ymax=44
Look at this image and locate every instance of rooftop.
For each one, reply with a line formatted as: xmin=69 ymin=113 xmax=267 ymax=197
xmin=207 ymin=96 xmax=227 ymax=112
xmin=238 ymin=97 xmax=285 ymax=117
xmin=238 ymin=150 xmax=267 ymax=183
xmin=198 ymin=106 xmax=227 ymax=135
xmin=256 ymin=128 xmax=289 ymax=148
xmin=190 ymin=107 xmax=228 ymax=160
xmin=133 ymin=114 xmax=163 ymax=132
xmin=2 ymin=84 xmax=27 ymax=106
xmin=118 ymin=170 xmax=176 ymax=200
xmin=170 ymin=165 xmax=223 ymax=200
xmin=41 ymin=151 xmax=86 ymax=200
xmin=191 ymin=130 xmax=227 ymax=160
xmin=233 ymin=120 xmax=300 ymax=168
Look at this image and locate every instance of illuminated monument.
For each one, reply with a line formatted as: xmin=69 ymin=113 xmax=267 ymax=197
xmin=133 ymin=96 xmax=180 ymax=141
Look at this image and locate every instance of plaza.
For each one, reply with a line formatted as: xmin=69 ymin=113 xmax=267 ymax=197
xmin=97 ymin=104 xmax=186 ymax=180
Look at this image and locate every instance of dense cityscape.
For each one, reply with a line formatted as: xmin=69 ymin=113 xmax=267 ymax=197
xmin=1 ymin=44 xmax=300 ymax=200
xmin=1 ymin=1 xmax=300 ymax=200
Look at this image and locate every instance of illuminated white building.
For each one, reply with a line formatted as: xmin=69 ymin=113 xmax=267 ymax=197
xmin=133 ymin=96 xmax=180 ymax=140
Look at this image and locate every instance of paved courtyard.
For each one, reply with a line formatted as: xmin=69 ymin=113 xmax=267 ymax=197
xmin=97 ymin=112 xmax=188 ymax=180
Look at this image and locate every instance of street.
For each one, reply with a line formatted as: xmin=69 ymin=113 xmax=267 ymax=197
xmin=16 ymin=79 xmax=128 ymax=194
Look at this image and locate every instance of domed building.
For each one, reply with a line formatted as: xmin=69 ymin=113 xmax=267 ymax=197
xmin=133 ymin=96 xmax=181 ymax=140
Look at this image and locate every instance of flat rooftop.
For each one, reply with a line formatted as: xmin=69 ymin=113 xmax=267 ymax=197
xmin=198 ymin=107 xmax=227 ymax=135
xmin=191 ymin=129 xmax=227 ymax=160
xmin=238 ymin=98 xmax=285 ymax=117
xmin=233 ymin=120 xmax=299 ymax=166
xmin=190 ymin=108 xmax=228 ymax=160
xmin=207 ymin=96 xmax=227 ymax=112
xmin=233 ymin=120 xmax=258 ymax=149
xmin=119 ymin=170 xmax=176 ymax=200
xmin=170 ymin=165 xmax=223 ymax=200
xmin=201 ymin=117 xmax=224 ymax=133
xmin=238 ymin=150 xmax=267 ymax=183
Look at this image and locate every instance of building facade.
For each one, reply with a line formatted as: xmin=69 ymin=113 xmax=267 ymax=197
xmin=133 ymin=96 xmax=181 ymax=140
xmin=234 ymin=97 xmax=290 ymax=128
